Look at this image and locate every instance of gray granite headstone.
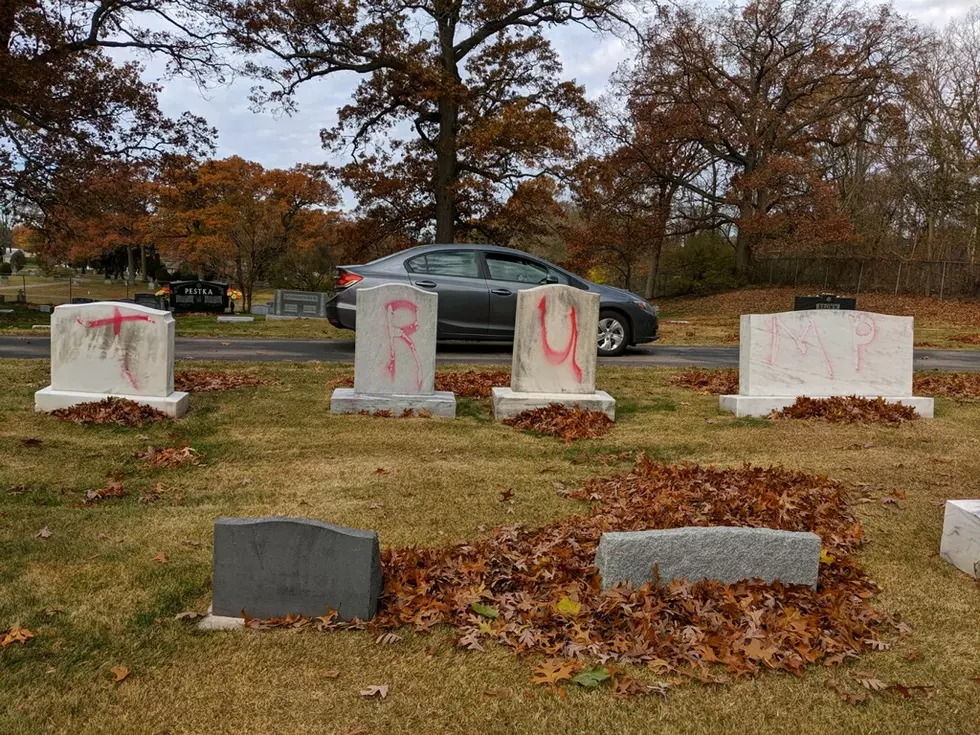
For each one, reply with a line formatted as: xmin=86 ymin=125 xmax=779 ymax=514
xmin=595 ymin=526 xmax=821 ymax=589
xmin=212 ymin=516 xmax=382 ymax=620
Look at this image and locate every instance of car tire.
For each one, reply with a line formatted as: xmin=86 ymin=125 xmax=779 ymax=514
xmin=597 ymin=310 xmax=630 ymax=357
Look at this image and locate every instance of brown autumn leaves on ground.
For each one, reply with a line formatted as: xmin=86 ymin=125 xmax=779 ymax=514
xmin=330 ymin=369 xmax=510 ymax=398
xmin=253 ymin=459 xmax=883 ymax=684
xmin=173 ymin=370 xmax=269 ymax=392
xmin=51 ymin=398 xmax=168 ymax=427
xmin=504 ymin=405 xmax=613 ymax=442
xmin=774 ymin=396 xmax=919 ymax=425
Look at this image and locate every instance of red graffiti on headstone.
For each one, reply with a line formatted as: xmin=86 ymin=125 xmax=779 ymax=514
xmin=385 ymin=299 xmax=422 ymax=390
xmin=849 ymin=313 xmax=877 ymax=372
xmin=537 ymin=295 xmax=583 ymax=383
xmin=766 ymin=315 xmax=835 ymax=379
xmin=75 ymin=306 xmax=155 ymax=391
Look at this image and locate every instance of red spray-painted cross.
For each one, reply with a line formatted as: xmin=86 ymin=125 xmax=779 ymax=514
xmin=75 ymin=306 xmax=155 ymax=391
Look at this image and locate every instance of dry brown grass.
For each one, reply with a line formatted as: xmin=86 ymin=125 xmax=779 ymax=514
xmin=0 ymin=359 xmax=978 ymax=734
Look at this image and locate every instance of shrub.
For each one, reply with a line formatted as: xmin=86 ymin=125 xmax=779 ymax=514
xmin=0 ymin=262 xmax=11 ymax=276
xmin=663 ymin=233 xmax=738 ymax=297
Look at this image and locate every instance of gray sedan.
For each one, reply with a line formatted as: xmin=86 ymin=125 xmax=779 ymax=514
xmin=325 ymin=244 xmax=658 ymax=356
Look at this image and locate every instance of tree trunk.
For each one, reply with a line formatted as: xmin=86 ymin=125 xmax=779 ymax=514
xmin=140 ymin=245 xmax=148 ymax=282
xmin=434 ymin=9 xmax=459 ymax=244
xmin=126 ymin=247 xmax=135 ymax=285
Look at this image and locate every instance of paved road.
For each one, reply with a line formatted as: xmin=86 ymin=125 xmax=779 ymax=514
xmin=2 ymin=335 xmax=978 ymax=371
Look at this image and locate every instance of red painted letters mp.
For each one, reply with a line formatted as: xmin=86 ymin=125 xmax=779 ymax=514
xmin=537 ymin=295 xmax=583 ymax=383
xmin=75 ymin=306 xmax=155 ymax=391
xmin=384 ymin=299 xmax=423 ymax=390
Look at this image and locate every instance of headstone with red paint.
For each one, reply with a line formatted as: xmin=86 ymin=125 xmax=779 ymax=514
xmin=34 ymin=301 xmax=189 ymax=417
xmin=330 ymin=283 xmax=455 ymax=417
xmin=492 ymin=284 xmax=615 ymax=420
xmin=719 ymin=310 xmax=933 ymax=417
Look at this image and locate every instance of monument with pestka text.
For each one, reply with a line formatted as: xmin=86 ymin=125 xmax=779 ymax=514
xmin=34 ymin=301 xmax=189 ymax=417
xmin=491 ymin=284 xmax=615 ymax=419
xmin=719 ymin=310 xmax=933 ymax=417
xmin=330 ymin=283 xmax=456 ymax=417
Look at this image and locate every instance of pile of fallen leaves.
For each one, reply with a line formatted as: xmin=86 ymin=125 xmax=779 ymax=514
xmin=51 ymin=398 xmax=167 ymax=427
xmin=434 ymin=370 xmax=510 ymax=398
xmin=669 ymin=368 xmax=739 ymax=395
xmin=174 ymin=370 xmax=268 ymax=392
xmin=330 ymin=370 xmax=510 ymax=398
xmin=772 ymin=396 xmax=919 ymax=425
xmin=948 ymin=333 xmax=980 ymax=345
xmin=913 ymin=372 xmax=980 ymax=400
xmin=503 ymin=404 xmax=613 ymax=442
xmin=133 ymin=446 xmax=202 ymax=468
xmin=253 ymin=459 xmax=883 ymax=681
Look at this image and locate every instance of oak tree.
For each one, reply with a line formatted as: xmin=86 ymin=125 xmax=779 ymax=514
xmin=213 ymin=0 xmax=628 ymax=243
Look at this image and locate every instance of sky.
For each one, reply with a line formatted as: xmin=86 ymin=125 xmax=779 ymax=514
xmin=146 ymin=1 xmax=977 ymax=174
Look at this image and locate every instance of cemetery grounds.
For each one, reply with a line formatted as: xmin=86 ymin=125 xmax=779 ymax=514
xmin=5 ymin=279 xmax=980 ymax=347
xmin=1 ymin=358 xmax=979 ymax=734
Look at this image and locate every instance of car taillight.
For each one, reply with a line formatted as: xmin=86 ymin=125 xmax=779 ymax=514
xmin=336 ymin=270 xmax=363 ymax=289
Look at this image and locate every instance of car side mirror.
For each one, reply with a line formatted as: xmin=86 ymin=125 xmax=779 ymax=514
xmin=540 ymin=274 xmax=559 ymax=285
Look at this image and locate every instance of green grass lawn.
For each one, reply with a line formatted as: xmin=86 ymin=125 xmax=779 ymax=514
xmin=1 ymin=361 xmax=977 ymax=734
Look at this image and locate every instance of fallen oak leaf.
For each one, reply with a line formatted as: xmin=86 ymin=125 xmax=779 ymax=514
xmin=1 ymin=625 xmax=34 ymax=647
xmin=530 ymin=659 xmax=580 ymax=686
xmin=324 ymin=670 xmax=341 ymax=679
xmin=359 ymin=684 xmax=389 ymax=700
xmin=470 ymin=602 xmax=498 ymax=619
xmin=109 ymin=665 xmax=130 ymax=684
xmin=375 ymin=632 xmax=402 ymax=645
xmin=886 ymin=683 xmax=935 ymax=699
xmin=152 ymin=552 xmax=168 ymax=563
xmin=20 ymin=438 xmax=43 ymax=447
xmin=571 ymin=667 xmax=611 ymax=688
xmin=35 ymin=526 xmax=52 ymax=540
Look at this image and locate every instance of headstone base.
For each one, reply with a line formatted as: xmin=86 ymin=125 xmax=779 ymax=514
xmin=940 ymin=499 xmax=980 ymax=579
xmin=491 ymin=387 xmax=615 ymax=420
xmin=34 ymin=386 xmax=189 ymax=418
xmin=330 ymin=388 xmax=456 ymax=417
xmin=198 ymin=604 xmax=245 ymax=632
xmin=216 ymin=316 xmax=254 ymax=323
xmin=719 ymin=394 xmax=934 ymax=418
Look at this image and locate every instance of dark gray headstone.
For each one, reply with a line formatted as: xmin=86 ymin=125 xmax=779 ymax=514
xmin=273 ymin=289 xmax=329 ymax=318
xmin=595 ymin=526 xmax=820 ymax=589
xmin=212 ymin=516 xmax=382 ymax=620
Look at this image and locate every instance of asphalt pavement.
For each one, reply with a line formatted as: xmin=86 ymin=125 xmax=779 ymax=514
xmin=2 ymin=335 xmax=978 ymax=371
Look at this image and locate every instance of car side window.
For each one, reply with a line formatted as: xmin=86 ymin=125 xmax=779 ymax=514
xmin=485 ymin=253 xmax=553 ymax=284
xmin=406 ymin=251 xmax=480 ymax=278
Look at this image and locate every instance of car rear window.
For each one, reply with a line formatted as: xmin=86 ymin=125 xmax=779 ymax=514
xmin=406 ymin=251 xmax=480 ymax=278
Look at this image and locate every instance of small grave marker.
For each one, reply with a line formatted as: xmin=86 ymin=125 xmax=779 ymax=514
xmin=210 ymin=517 xmax=382 ymax=620
xmin=595 ymin=526 xmax=821 ymax=589
xmin=940 ymin=500 xmax=980 ymax=579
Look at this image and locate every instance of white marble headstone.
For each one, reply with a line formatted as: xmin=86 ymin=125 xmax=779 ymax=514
xmin=353 ymin=284 xmax=437 ymax=396
xmin=738 ymin=310 xmax=913 ymax=397
xmin=511 ymin=284 xmax=600 ymax=394
xmin=941 ymin=500 xmax=980 ymax=579
xmin=49 ymin=302 xmax=175 ymax=397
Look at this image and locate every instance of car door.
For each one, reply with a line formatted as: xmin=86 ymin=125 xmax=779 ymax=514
xmin=405 ymin=250 xmax=489 ymax=338
xmin=484 ymin=252 xmax=566 ymax=338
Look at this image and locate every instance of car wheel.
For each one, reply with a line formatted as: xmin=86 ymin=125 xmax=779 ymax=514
xmin=597 ymin=310 xmax=630 ymax=357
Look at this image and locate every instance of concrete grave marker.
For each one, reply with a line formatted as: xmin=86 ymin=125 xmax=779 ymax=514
xmin=34 ymin=301 xmax=188 ymax=417
xmin=940 ymin=500 xmax=980 ymax=579
xmin=210 ymin=517 xmax=382 ymax=620
xmin=492 ymin=284 xmax=615 ymax=419
xmin=720 ymin=310 xmax=933 ymax=417
xmin=595 ymin=526 xmax=821 ymax=589
xmin=331 ymin=283 xmax=455 ymax=416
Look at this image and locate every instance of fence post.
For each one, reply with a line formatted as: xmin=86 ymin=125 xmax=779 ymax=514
xmin=823 ymin=260 xmax=830 ymax=289
xmin=895 ymin=262 xmax=902 ymax=295
xmin=940 ymin=261 xmax=948 ymax=300
xmin=856 ymin=261 xmax=864 ymax=294
xmin=768 ymin=259 xmax=773 ymax=285
xmin=794 ymin=259 xmax=800 ymax=286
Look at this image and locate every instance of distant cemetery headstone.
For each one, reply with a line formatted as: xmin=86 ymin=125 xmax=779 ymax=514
xmin=491 ymin=284 xmax=615 ymax=419
xmin=39 ymin=304 xmax=52 ymax=313
xmin=940 ymin=500 xmax=980 ymax=579
xmin=719 ymin=310 xmax=933 ymax=417
xmin=272 ymin=289 xmax=329 ymax=318
xmin=134 ymin=292 xmax=166 ymax=311
xmin=595 ymin=526 xmax=821 ymax=589
xmin=211 ymin=517 xmax=382 ymax=620
xmin=168 ymin=280 xmax=229 ymax=313
xmin=793 ymin=294 xmax=856 ymax=311
xmin=70 ymin=297 xmax=96 ymax=304
xmin=34 ymin=301 xmax=189 ymax=417
xmin=331 ymin=283 xmax=455 ymax=417
xmin=216 ymin=315 xmax=254 ymax=323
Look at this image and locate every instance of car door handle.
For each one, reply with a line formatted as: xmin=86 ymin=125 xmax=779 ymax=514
xmin=491 ymin=288 xmax=512 ymax=296
xmin=415 ymin=280 xmax=437 ymax=288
